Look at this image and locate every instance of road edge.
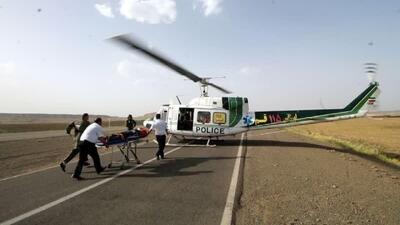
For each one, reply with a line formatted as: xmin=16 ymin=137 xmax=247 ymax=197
xmin=220 ymin=132 xmax=247 ymax=225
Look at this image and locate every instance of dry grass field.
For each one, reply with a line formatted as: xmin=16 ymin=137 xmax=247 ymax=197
xmin=288 ymin=117 xmax=400 ymax=166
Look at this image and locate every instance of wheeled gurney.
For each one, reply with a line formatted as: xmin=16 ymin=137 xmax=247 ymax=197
xmin=96 ymin=128 xmax=150 ymax=169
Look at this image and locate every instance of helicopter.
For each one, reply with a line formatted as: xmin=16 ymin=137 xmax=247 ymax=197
xmin=110 ymin=34 xmax=380 ymax=146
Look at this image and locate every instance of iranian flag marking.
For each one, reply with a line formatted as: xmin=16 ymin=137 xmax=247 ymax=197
xmin=368 ymin=97 xmax=376 ymax=105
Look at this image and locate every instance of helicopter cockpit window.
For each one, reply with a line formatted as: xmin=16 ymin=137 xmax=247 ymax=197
xmin=213 ymin=112 xmax=226 ymax=124
xmin=197 ymin=111 xmax=211 ymax=124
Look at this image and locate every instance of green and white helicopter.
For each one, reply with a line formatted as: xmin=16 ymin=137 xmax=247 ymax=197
xmin=111 ymin=35 xmax=380 ymax=146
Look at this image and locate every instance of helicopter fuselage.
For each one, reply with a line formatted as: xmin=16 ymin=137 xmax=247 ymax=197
xmin=145 ymin=96 xmax=250 ymax=137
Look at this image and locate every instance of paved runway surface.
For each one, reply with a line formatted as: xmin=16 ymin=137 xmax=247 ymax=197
xmin=0 ymin=135 xmax=244 ymax=225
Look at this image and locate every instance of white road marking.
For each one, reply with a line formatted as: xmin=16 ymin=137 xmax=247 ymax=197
xmin=0 ymin=145 xmax=183 ymax=225
xmin=0 ymin=141 xmax=150 ymax=182
xmin=220 ymin=132 xmax=245 ymax=225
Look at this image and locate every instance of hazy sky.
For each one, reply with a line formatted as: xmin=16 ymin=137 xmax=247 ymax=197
xmin=0 ymin=0 xmax=399 ymax=116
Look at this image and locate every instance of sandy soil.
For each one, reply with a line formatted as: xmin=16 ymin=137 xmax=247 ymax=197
xmin=0 ymin=136 xmax=77 ymax=178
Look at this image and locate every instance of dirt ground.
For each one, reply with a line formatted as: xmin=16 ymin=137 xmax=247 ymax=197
xmin=288 ymin=117 xmax=400 ymax=155
xmin=236 ymin=129 xmax=400 ymax=225
xmin=0 ymin=136 xmax=78 ymax=178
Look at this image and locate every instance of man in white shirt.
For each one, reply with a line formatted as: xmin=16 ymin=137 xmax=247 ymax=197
xmin=150 ymin=114 xmax=168 ymax=160
xmin=72 ymin=117 xmax=106 ymax=180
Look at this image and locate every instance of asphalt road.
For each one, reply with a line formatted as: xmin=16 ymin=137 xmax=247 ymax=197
xmin=1 ymin=129 xmax=399 ymax=225
xmin=0 ymin=136 xmax=243 ymax=225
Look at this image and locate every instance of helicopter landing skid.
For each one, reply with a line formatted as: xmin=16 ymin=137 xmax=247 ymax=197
xmin=165 ymin=135 xmax=216 ymax=147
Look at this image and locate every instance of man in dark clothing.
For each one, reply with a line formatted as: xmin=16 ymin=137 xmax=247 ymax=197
xmin=72 ymin=117 xmax=106 ymax=180
xmin=60 ymin=113 xmax=91 ymax=172
xmin=126 ymin=114 xmax=136 ymax=131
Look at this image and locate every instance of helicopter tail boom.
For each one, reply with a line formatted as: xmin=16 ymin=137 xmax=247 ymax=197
xmin=247 ymin=82 xmax=380 ymax=129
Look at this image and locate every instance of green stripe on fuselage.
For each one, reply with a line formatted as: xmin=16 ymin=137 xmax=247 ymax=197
xmin=229 ymin=97 xmax=243 ymax=127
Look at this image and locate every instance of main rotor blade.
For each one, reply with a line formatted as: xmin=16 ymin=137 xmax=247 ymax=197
xmin=110 ymin=34 xmax=202 ymax=83
xmin=207 ymin=82 xmax=232 ymax=94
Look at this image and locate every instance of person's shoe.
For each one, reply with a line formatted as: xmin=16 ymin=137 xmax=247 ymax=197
xmin=59 ymin=162 xmax=66 ymax=172
xmin=156 ymin=155 xmax=160 ymax=160
xmin=83 ymin=161 xmax=90 ymax=166
xmin=97 ymin=166 xmax=106 ymax=174
xmin=71 ymin=175 xmax=84 ymax=180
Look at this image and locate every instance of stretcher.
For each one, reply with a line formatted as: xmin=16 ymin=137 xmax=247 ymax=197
xmin=96 ymin=128 xmax=150 ymax=169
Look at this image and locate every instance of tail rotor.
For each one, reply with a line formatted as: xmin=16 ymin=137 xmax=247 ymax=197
xmin=364 ymin=62 xmax=377 ymax=84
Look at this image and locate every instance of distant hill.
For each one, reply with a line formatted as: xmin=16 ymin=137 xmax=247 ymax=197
xmin=133 ymin=112 xmax=156 ymax=121
xmin=0 ymin=113 xmax=158 ymax=133
xmin=0 ymin=113 xmax=124 ymax=124
xmin=367 ymin=111 xmax=400 ymax=118
xmin=0 ymin=112 xmax=158 ymax=124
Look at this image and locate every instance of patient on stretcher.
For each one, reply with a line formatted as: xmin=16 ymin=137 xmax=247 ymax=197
xmin=100 ymin=127 xmax=150 ymax=146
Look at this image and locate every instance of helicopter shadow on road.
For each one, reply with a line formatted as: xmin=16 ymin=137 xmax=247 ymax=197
xmin=81 ymin=156 xmax=238 ymax=180
xmin=121 ymin=156 xmax=237 ymax=178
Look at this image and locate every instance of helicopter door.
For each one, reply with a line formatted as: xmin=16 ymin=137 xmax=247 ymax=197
xmin=177 ymin=108 xmax=194 ymax=131
xmin=160 ymin=108 xmax=168 ymax=121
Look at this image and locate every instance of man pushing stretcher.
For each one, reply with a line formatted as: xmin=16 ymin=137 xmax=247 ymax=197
xmin=68 ymin=116 xmax=151 ymax=180
xmin=72 ymin=117 xmax=107 ymax=180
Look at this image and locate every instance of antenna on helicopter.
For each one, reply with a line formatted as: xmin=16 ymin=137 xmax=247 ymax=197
xmin=109 ymin=34 xmax=232 ymax=96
